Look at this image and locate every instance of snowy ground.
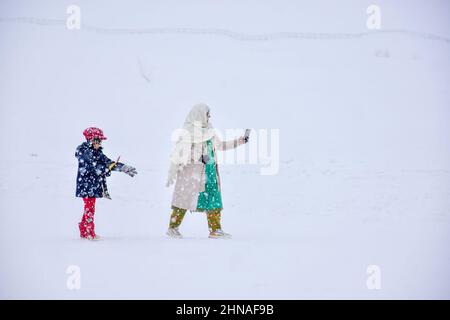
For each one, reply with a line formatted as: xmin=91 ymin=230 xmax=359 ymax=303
xmin=1 ymin=0 xmax=450 ymax=299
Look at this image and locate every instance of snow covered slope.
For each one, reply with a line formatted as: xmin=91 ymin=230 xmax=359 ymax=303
xmin=0 ymin=0 xmax=449 ymax=299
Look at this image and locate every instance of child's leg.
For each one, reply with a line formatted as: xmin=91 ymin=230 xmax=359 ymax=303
xmin=206 ymin=209 xmax=222 ymax=233
xmin=79 ymin=198 xmax=96 ymax=237
xmin=169 ymin=207 xmax=187 ymax=229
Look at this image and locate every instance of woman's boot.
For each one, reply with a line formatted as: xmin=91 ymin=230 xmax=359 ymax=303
xmin=207 ymin=210 xmax=232 ymax=239
xmin=167 ymin=207 xmax=186 ymax=238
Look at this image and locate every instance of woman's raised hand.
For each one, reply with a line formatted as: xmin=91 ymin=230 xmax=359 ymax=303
xmin=239 ymin=136 xmax=248 ymax=145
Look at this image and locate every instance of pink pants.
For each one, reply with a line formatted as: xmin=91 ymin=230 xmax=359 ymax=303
xmin=79 ymin=198 xmax=96 ymax=238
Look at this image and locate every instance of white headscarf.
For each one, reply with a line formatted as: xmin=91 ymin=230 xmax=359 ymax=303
xmin=166 ymin=103 xmax=215 ymax=186
xmin=182 ymin=103 xmax=215 ymax=142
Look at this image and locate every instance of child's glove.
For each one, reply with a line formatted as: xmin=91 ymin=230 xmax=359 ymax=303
xmin=200 ymin=154 xmax=210 ymax=164
xmin=121 ymin=164 xmax=138 ymax=177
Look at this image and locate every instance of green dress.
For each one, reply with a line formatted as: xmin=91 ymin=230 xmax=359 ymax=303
xmin=197 ymin=139 xmax=223 ymax=211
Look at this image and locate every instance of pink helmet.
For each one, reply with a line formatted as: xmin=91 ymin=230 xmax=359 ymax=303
xmin=83 ymin=127 xmax=107 ymax=141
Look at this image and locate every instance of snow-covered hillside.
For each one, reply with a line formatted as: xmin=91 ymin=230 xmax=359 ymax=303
xmin=0 ymin=0 xmax=449 ymax=299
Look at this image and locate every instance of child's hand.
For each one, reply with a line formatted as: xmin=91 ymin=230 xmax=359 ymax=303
xmin=121 ymin=165 xmax=138 ymax=177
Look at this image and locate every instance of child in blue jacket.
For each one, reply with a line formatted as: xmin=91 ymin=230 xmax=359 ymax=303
xmin=75 ymin=127 xmax=137 ymax=240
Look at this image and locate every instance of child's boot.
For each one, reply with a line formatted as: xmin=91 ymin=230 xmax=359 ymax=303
xmin=86 ymin=234 xmax=101 ymax=241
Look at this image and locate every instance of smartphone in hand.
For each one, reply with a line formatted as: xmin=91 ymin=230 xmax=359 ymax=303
xmin=244 ymin=129 xmax=251 ymax=142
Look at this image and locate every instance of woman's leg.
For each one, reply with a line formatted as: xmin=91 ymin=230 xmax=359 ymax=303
xmin=206 ymin=209 xmax=222 ymax=233
xmin=169 ymin=207 xmax=187 ymax=229
xmin=79 ymin=198 xmax=96 ymax=238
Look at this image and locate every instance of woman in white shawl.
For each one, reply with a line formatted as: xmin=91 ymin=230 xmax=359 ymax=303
xmin=166 ymin=103 xmax=248 ymax=239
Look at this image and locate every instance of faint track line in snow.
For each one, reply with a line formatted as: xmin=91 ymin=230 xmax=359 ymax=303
xmin=137 ymin=57 xmax=151 ymax=83
xmin=0 ymin=17 xmax=64 ymax=26
xmin=0 ymin=16 xmax=449 ymax=44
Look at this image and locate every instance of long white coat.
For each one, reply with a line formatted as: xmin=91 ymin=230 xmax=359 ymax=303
xmin=171 ymin=135 xmax=242 ymax=211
